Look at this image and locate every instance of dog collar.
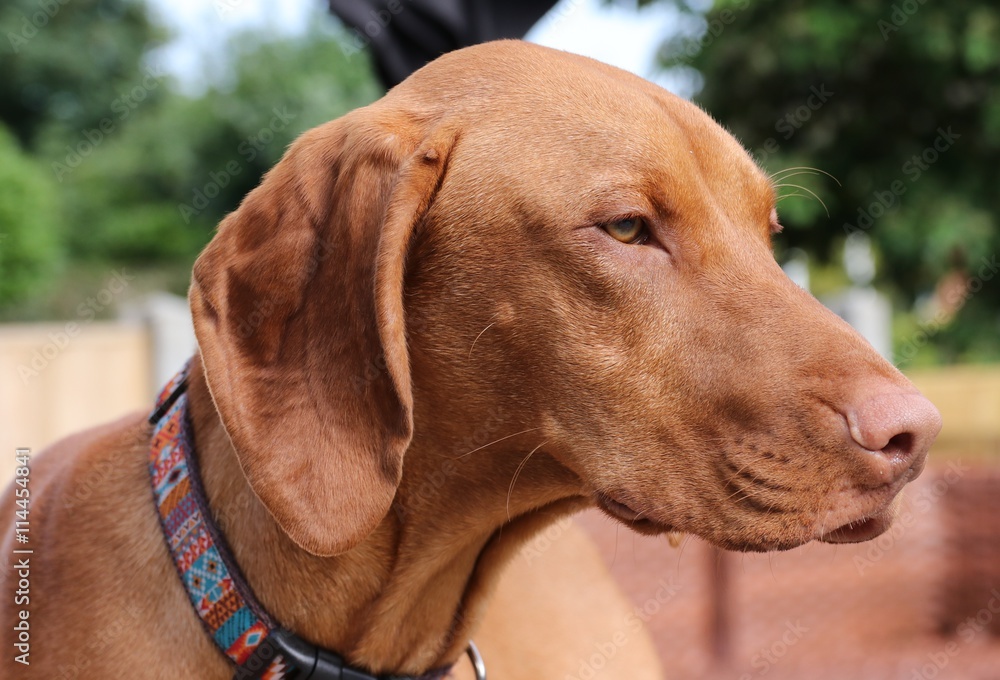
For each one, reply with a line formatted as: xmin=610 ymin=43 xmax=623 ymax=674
xmin=148 ymin=360 xmax=485 ymax=680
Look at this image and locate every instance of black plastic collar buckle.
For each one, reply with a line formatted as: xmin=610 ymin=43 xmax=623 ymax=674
xmin=269 ymin=629 xmax=380 ymax=680
xmin=148 ymin=376 xmax=188 ymax=425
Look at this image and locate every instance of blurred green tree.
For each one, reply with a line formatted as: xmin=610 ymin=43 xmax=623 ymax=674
xmin=59 ymin=26 xmax=380 ymax=266
xmin=659 ymin=0 xmax=1000 ymax=364
xmin=0 ymin=0 xmax=167 ymax=149
xmin=0 ymin=126 xmax=61 ymax=307
xmin=1 ymin=0 xmax=379 ymax=317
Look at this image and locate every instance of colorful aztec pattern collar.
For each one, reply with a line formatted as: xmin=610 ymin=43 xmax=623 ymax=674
xmin=147 ymin=360 xmax=460 ymax=680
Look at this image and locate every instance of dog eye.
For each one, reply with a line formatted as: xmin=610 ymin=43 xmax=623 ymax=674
xmin=603 ymin=217 xmax=648 ymax=245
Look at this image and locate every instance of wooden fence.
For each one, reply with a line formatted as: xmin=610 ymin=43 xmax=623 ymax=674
xmin=0 ymin=323 xmax=152 ymax=482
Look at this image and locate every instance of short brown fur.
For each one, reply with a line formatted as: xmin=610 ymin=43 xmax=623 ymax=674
xmin=1 ymin=41 xmax=939 ymax=679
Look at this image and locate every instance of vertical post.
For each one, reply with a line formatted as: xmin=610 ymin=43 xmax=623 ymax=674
xmin=707 ymin=544 xmax=733 ymax=667
xmin=121 ymin=292 xmax=197 ymax=395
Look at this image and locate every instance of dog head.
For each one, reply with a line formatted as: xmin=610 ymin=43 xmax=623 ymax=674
xmin=191 ymin=41 xmax=940 ymax=556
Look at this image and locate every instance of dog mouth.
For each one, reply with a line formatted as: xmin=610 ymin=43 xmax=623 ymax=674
xmin=596 ymin=483 xmax=903 ymax=547
xmin=817 ymin=505 xmax=895 ymax=544
xmin=814 ymin=478 xmax=908 ymax=545
xmin=594 ymin=491 xmax=675 ymax=536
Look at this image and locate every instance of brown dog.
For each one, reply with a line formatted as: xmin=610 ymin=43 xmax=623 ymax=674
xmin=1 ymin=41 xmax=940 ymax=679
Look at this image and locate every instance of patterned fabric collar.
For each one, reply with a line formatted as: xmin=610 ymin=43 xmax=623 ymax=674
xmin=147 ymin=360 xmax=460 ymax=680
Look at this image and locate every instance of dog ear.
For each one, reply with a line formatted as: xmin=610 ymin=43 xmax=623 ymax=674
xmin=190 ymin=111 xmax=456 ymax=556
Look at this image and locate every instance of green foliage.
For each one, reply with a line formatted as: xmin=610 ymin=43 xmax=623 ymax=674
xmin=0 ymin=0 xmax=380 ymax=317
xmin=0 ymin=126 xmax=61 ymax=307
xmin=661 ymin=0 xmax=1000 ymax=363
xmin=0 ymin=0 xmax=167 ymax=149
xmin=56 ymin=26 xmax=381 ymax=265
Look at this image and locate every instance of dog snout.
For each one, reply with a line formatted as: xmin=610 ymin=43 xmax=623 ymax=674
xmin=844 ymin=391 xmax=942 ymax=485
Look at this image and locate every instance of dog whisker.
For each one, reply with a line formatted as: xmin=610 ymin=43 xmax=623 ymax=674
xmin=773 ymin=182 xmax=830 ymax=217
xmin=721 ymin=472 xmax=786 ymax=523
xmin=468 ymin=316 xmax=499 ymax=360
xmin=770 ymin=165 xmax=842 ymax=186
xmin=769 ymin=170 xmax=835 ymax=191
xmin=730 ymin=491 xmax=754 ymax=507
xmin=776 ymin=192 xmax=809 ymax=203
xmin=453 ymin=426 xmax=541 ymax=459
xmin=675 ymin=533 xmax=692 ymax=567
xmin=817 ymin=508 xmax=832 ymax=539
xmin=506 ymin=440 xmax=548 ymax=521
xmin=723 ymin=479 xmax=758 ymax=503
xmin=720 ymin=458 xmax=756 ymax=491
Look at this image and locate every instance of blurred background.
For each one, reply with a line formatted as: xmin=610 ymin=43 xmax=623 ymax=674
xmin=1 ymin=0 xmax=998 ymax=678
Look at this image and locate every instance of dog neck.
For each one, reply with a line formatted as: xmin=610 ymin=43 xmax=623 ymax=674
xmin=184 ymin=356 xmax=586 ymax=675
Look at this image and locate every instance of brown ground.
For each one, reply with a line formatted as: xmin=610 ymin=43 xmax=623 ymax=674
xmin=575 ymin=462 xmax=1000 ymax=680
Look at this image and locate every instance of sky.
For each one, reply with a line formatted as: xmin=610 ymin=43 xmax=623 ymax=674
xmin=146 ymin=0 xmax=697 ymax=97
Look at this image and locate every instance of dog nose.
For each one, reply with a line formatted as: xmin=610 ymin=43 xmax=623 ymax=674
xmin=845 ymin=392 xmax=942 ymax=483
